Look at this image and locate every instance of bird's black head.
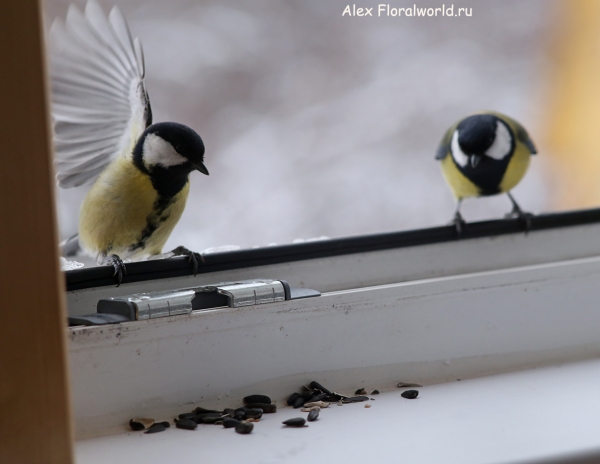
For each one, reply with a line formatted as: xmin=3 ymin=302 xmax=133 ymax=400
xmin=457 ymin=114 xmax=497 ymax=155
xmin=133 ymin=122 xmax=208 ymax=198
xmin=450 ymin=113 xmax=516 ymax=195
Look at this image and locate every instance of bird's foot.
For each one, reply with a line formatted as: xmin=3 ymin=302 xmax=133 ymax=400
xmin=504 ymin=207 xmax=533 ymax=233
xmin=169 ymin=246 xmax=204 ymax=276
xmin=449 ymin=211 xmax=467 ymax=236
xmin=101 ymin=254 xmax=127 ymax=287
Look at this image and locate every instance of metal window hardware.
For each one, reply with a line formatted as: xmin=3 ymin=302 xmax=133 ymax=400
xmin=98 ymin=279 xmax=287 ymax=321
xmin=128 ymin=289 xmax=197 ymax=320
xmin=77 ymin=279 xmax=322 ymax=327
xmin=215 ymin=280 xmax=286 ymax=307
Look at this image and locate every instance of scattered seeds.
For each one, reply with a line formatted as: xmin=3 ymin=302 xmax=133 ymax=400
xmin=283 ymin=417 xmax=306 ymax=427
xmin=235 ymin=421 xmax=253 ymax=434
xmin=401 ymin=390 xmax=419 ymax=399
xmin=245 ymin=403 xmax=277 ymax=413
xmin=342 ymin=396 xmax=369 ymax=403
xmin=244 ymin=408 xmax=263 ymax=419
xmin=309 ymin=381 xmax=332 ymax=395
xmin=246 ymin=418 xmax=260 ymax=423
xmin=144 ymin=423 xmax=166 ymax=434
xmin=303 ymin=401 xmax=329 ymax=409
xmin=307 ymin=409 xmax=319 ymax=422
xmin=194 ymin=407 xmax=220 ymax=414
xmin=300 ymin=391 xmax=313 ymax=400
xmin=243 ymin=395 xmax=271 ymax=405
xmin=307 ymin=392 xmax=327 ymax=403
xmin=223 ymin=418 xmax=241 ymax=429
xmin=287 ymin=392 xmax=301 ymax=406
xmin=192 ymin=412 xmax=223 ymax=424
xmin=129 ymin=418 xmax=154 ymax=431
xmin=355 ymin=388 xmax=367 ymax=395
xmin=175 ymin=418 xmax=198 ymax=430
xmin=293 ymin=396 xmax=306 ymax=409
xmin=397 ymin=382 xmax=422 ymax=388
xmin=301 ymin=406 xmax=321 ymax=412
xmin=199 ymin=415 xmax=223 ymax=424
xmin=364 ymin=404 xmax=372 ymax=408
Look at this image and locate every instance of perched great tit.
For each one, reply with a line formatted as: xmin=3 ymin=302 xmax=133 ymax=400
xmin=50 ymin=1 xmax=209 ymax=283
xmin=436 ymin=111 xmax=537 ymax=233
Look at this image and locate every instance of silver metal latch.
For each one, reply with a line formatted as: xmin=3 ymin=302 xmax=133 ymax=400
xmin=217 ymin=280 xmax=285 ymax=307
xmin=129 ymin=289 xmax=196 ymax=320
xmin=97 ymin=279 xmax=289 ymax=321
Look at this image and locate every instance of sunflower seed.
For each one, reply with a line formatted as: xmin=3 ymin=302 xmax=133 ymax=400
xmin=342 ymin=396 xmax=369 ymax=403
xmin=223 ymin=408 xmax=235 ymax=418
xmin=371 ymin=390 xmax=380 ymax=395
xmin=301 ymin=406 xmax=321 ymax=412
xmin=235 ymin=421 xmax=254 ymax=434
xmin=309 ymin=381 xmax=332 ymax=395
xmin=287 ymin=392 xmax=301 ymax=406
xmin=175 ymin=418 xmax=197 ymax=430
xmin=243 ymin=395 xmax=271 ymax=405
xmin=401 ymin=390 xmax=419 ymax=399
xmin=364 ymin=404 xmax=372 ymax=408
xmin=307 ymin=392 xmax=327 ymax=403
xmin=283 ymin=417 xmax=306 ymax=427
xmin=199 ymin=415 xmax=224 ymax=424
xmin=244 ymin=408 xmax=263 ymax=419
xmin=129 ymin=418 xmax=154 ymax=431
xmin=223 ymin=418 xmax=240 ymax=429
xmin=307 ymin=409 xmax=319 ymax=422
xmin=355 ymin=388 xmax=367 ymax=395
xmin=144 ymin=423 xmax=166 ymax=434
xmin=293 ymin=396 xmax=306 ymax=409
xmin=304 ymin=401 xmax=329 ymax=408
xmin=194 ymin=407 xmax=220 ymax=414
xmin=245 ymin=403 xmax=276 ymax=413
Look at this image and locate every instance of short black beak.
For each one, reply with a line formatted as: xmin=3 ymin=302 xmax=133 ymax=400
xmin=193 ymin=161 xmax=209 ymax=175
xmin=470 ymin=154 xmax=481 ymax=168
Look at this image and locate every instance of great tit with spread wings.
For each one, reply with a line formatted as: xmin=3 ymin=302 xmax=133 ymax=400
xmin=50 ymin=1 xmax=208 ymax=284
xmin=436 ymin=111 xmax=536 ymax=233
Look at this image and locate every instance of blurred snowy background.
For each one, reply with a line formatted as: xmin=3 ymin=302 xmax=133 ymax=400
xmin=44 ymin=0 xmax=559 ymax=253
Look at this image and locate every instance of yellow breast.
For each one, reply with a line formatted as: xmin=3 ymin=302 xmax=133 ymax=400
xmin=79 ymin=158 xmax=190 ymax=260
xmin=439 ymin=155 xmax=480 ymax=199
xmin=439 ymin=141 xmax=532 ymax=200
xmin=499 ymin=143 xmax=531 ymax=193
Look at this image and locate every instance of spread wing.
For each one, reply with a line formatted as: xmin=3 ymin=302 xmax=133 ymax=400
xmin=49 ymin=0 xmax=152 ymax=188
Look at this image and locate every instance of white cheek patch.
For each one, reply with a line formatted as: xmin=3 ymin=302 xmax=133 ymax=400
xmin=485 ymin=121 xmax=512 ymax=160
xmin=143 ymin=133 xmax=187 ymax=167
xmin=450 ymin=130 xmax=469 ymax=167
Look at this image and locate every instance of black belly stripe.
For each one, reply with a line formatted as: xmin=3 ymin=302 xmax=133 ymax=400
xmin=455 ymin=155 xmax=511 ymax=195
xmin=129 ymin=195 xmax=174 ymax=252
